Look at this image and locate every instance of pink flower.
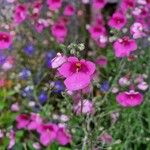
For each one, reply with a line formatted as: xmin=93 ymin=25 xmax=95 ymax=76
xmin=0 ymin=79 xmax=5 ymax=88
xmin=14 ymin=4 xmax=28 ymax=24
xmin=37 ymin=123 xmax=58 ymax=146
xmin=2 ymin=56 xmax=14 ymax=71
xmin=8 ymin=130 xmax=15 ymax=149
xmin=89 ymin=24 xmax=106 ymax=41
xmin=99 ymin=132 xmax=112 ymax=144
xmin=96 ymin=56 xmax=108 ymax=68
xmin=0 ymin=32 xmax=13 ymax=50
xmin=130 ymin=22 xmax=145 ymax=39
xmin=27 ymin=113 xmax=43 ymax=130
xmin=56 ymin=127 xmax=71 ymax=145
xmin=47 ymin=0 xmax=62 ymax=11
xmin=92 ymin=0 xmax=107 ymax=9
xmin=58 ymin=57 xmax=96 ymax=91
xmin=121 ymin=0 xmax=136 ymax=12
xmin=73 ymin=99 xmax=94 ymax=115
xmin=113 ymin=36 xmax=137 ymax=58
xmin=11 ymin=103 xmax=20 ymax=112
xmin=137 ymin=82 xmax=149 ymax=91
xmin=51 ymin=23 xmax=68 ymax=43
xmin=108 ymin=11 xmax=127 ymax=30
xmin=16 ymin=114 xmax=30 ymax=129
xmin=116 ymin=90 xmax=144 ymax=107
xmin=51 ymin=53 xmax=67 ymax=68
xmin=63 ymin=4 xmax=75 ymax=16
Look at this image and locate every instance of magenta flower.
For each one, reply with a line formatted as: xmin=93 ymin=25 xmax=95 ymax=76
xmin=63 ymin=4 xmax=75 ymax=16
xmin=47 ymin=0 xmax=62 ymax=11
xmin=89 ymin=24 xmax=106 ymax=41
xmin=16 ymin=114 xmax=30 ymax=129
xmin=96 ymin=56 xmax=108 ymax=68
xmin=51 ymin=23 xmax=68 ymax=43
xmin=92 ymin=0 xmax=107 ymax=10
xmin=58 ymin=57 xmax=96 ymax=91
xmin=27 ymin=113 xmax=43 ymax=131
xmin=0 ymin=32 xmax=13 ymax=50
xmin=56 ymin=127 xmax=71 ymax=145
xmin=116 ymin=90 xmax=144 ymax=107
xmin=108 ymin=11 xmax=127 ymax=30
xmin=121 ymin=0 xmax=136 ymax=12
xmin=14 ymin=4 xmax=28 ymax=24
xmin=113 ymin=36 xmax=137 ymax=58
xmin=37 ymin=123 xmax=58 ymax=146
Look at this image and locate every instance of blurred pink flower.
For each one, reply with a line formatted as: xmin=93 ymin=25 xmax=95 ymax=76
xmin=0 ymin=79 xmax=5 ymax=88
xmin=51 ymin=53 xmax=67 ymax=68
xmin=113 ymin=36 xmax=137 ymax=58
xmin=137 ymin=82 xmax=149 ymax=91
xmin=58 ymin=57 xmax=96 ymax=91
xmin=47 ymin=0 xmax=62 ymax=11
xmin=56 ymin=127 xmax=71 ymax=145
xmin=8 ymin=130 xmax=15 ymax=149
xmin=116 ymin=90 xmax=143 ymax=107
xmin=37 ymin=123 xmax=58 ymax=146
xmin=96 ymin=56 xmax=107 ymax=68
xmin=99 ymin=132 xmax=112 ymax=144
xmin=51 ymin=23 xmax=68 ymax=43
xmin=11 ymin=103 xmax=20 ymax=112
xmin=16 ymin=114 xmax=30 ymax=129
xmin=108 ymin=11 xmax=127 ymax=30
xmin=89 ymin=24 xmax=106 ymax=41
xmin=0 ymin=32 xmax=13 ymax=50
xmin=73 ymin=99 xmax=94 ymax=115
xmin=27 ymin=113 xmax=43 ymax=131
xmin=63 ymin=4 xmax=75 ymax=16
xmin=14 ymin=4 xmax=28 ymax=24
xmin=92 ymin=0 xmax=107 ymax=9
xmin=2 ymin=56 xmax=14 ymax=71
xmin=130 ymin=22 xmax=145 ymax=39
xmin=121 ymin=0 xmax=136 ymax=12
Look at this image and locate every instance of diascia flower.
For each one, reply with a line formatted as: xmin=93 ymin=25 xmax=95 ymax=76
xmin=58 ymin=57 xmax=96 ymax=91
xmin=92 ymin=0 xmax=107 ymax=10
xmin=56 ymin=127 xmax=72 ymax=145
xmin=113 ymin=36 xmax=137 ymax=58
xmin=0 ymin=32 xmax=13 ymax=50
xmin=37 ymin=123 xmax=58 ymax=146
xmin=47 ymin=0 xmax=62 ymax=11
xmin=14 ymin=4 xmax=28 ymax=24
xmin=51 ymin=23 xmax=68 ymax=43
xmin=63 ymin=4 xmax=75 ymax=16
xmin=108 ymin=11 xmax=127 ymax=30
xmin=116 ymin=90 xmax=143 ymax=107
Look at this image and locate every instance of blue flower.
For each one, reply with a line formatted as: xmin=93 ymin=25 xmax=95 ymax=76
xmin=19 ymin=69 xmax=31 ymax=80
xmin=24 ymin=44 xmax=36 ymax=56
xmin=22 ymin=86 xmax=34 ymax=99
xmin=45 ymin=50 xmax=56 ymax=67
xmin=100 ymin=81 xmax=110 ymax=92
xmin=53 ymin=80 xmax=65 ymax=94
xmin=38 ymin=91 xmax=48 ymax=105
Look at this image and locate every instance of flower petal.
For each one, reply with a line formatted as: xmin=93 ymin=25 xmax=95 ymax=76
xmin=64 ymin=73 xmax=90 ymax=91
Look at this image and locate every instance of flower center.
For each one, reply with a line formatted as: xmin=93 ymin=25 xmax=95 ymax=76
xmin=76 ymin=62 xmax=81 ymax=72
xmin=0 ymin=34 xmax=9 ymax=42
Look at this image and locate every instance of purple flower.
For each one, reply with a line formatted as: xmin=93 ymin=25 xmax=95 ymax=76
xmin=24 ymin=44 xmax=36 ymax=56
xmin=53 ymin=80 xmax=65 ymax=94
xmin=100 ymin=81 xmax=110 ymax=92
xmin=38 ymin=91 xmax=48 ymax=104
xmin=19 ymin=69 xmax=31 ymax=80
